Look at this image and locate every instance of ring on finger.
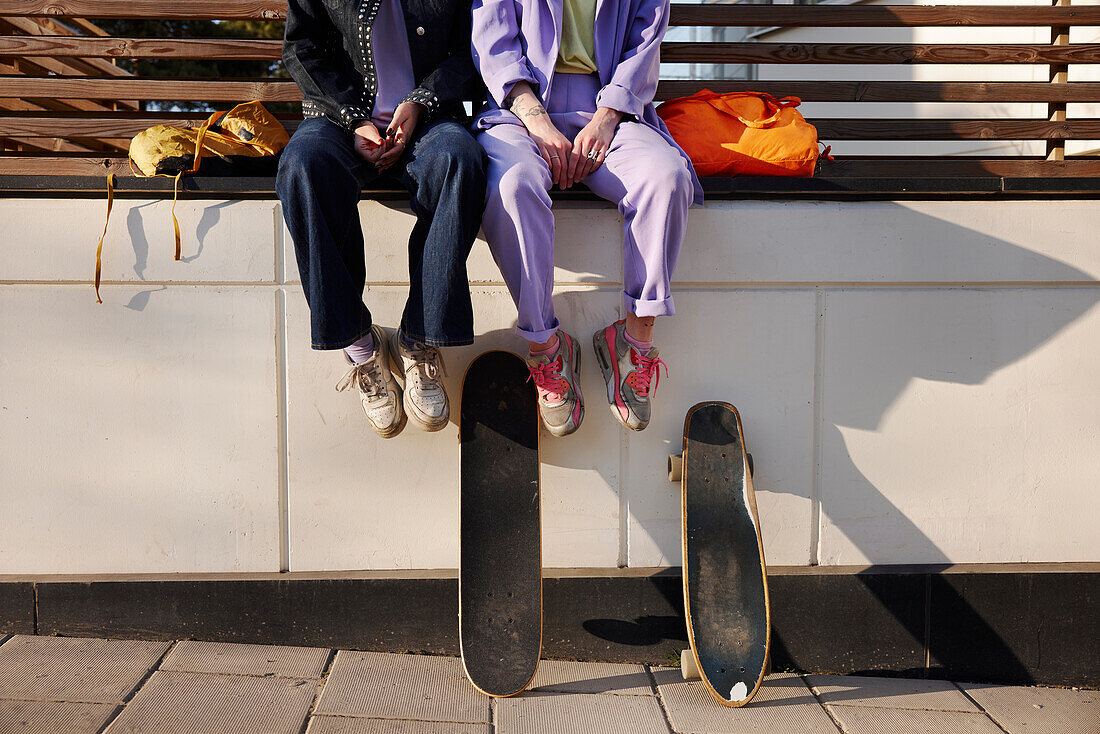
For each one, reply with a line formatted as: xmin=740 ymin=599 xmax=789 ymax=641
xmin=587 ymin=150 xmax=599 ymax=161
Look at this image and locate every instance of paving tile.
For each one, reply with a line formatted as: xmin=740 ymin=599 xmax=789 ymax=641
xmin=530 ymin=660 xmax=653 ymax=695
xmin=0 ymin=635 xmax=169 ymax=703
xmin=160 ymin=640 xmax=330 ymax=679
xmin=496 ymin=690 xmax=670 ymax=734
xmin=960 ymin=683 xmax=1099 ymax=734
xmin=105 ymin=670 xmax=317 ymax=734
xmin=314 ymin=652 xmax=489 ymax=724
xmin=0 ymin=699 xmax=118 ymax=734
xmin=826 ymin=706 xmax=1004 ymax=734
xmin=307 ymin=717 xmax=492 ymax=734
xmin=655 ymin=671 xmax=839 ymax=734
xmin=806 ymin=674 xmax=980 ymax=712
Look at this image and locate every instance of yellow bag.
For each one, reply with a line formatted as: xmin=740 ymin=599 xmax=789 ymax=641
xmin=129 ymin=101 xmax=289 ymax=177
xmin=95 ymin=102 xmax=289 ymax=302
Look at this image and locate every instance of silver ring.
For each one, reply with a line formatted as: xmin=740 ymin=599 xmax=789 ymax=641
xmin=587 ymin=150 xmax=599 ymax=160
xmin=549 ymin=155 xmax=560 ymax=159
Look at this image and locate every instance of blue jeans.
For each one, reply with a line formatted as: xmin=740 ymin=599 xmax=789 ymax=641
xmin=277 ymin=116 xmax=487 ymax=349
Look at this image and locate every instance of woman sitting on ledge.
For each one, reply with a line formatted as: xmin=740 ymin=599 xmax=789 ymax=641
xmin=277 ymin=0 xmax=487 ymax=439
xmin=471 ymin=0 xmax=702 ymax=436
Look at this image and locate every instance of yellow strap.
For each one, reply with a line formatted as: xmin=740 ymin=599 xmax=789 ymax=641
xmin=171 ymin=172 xmax=182 ymax=260
xmin=189 ymin=110 xmax=223 ymax=175
xmin=95 ymin=173 xmax=115 ymax=303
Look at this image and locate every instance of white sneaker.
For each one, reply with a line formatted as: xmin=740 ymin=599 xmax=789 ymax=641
xmin=335 ymin=324 xmax=406 ymax=438
xmin=390 ymin=330 xmax=449 ymax=432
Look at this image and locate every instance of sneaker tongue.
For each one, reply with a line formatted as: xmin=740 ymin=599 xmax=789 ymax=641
xmin=540 ymin=389 xmax=566 ymax=407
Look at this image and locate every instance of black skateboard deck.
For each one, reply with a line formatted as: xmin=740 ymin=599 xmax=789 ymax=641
xmin=459 ymin=350 xmax=542 ymax=697
xmin=680 ymin=401 xmax=770 ymax=707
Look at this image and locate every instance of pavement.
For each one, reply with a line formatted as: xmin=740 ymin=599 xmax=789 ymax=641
xmin=0 ymin=634 xmax=1095 ymax=734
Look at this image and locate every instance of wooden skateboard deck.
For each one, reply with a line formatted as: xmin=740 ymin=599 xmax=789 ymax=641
xmin=459 ymin=350 xmax=542 ymax=697
xmin=680 ymin=401 xmax=770 ymax=707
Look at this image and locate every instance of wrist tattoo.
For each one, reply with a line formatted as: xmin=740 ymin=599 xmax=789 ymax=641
xmin=510 ymin=98 xmax=548 ymax=120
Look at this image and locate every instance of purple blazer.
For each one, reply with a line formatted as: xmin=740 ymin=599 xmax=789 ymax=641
xmin=471 ymin=0 xmax=702 ymax=201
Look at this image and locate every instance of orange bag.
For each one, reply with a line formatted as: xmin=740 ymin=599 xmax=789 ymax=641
xmin=657 ymin=90 xmax=828 ymax=177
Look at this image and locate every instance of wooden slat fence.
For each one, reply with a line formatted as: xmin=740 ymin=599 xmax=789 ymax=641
xmin=1 ymin=0 xmax=1098 ymax=178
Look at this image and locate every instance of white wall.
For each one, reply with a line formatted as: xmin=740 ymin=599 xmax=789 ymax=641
xmin=1 ymin=196 xmax=1098 ymax=573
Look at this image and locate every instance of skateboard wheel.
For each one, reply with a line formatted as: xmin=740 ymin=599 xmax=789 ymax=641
xmin=668 ymin=454 xmax=683 ymax=483
xmin=680 ymin=649 xmax=701 ymax=680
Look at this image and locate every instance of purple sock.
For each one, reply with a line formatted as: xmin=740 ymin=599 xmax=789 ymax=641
xmin=344 ymin=332 xmax=376 ymax=364
xmin=623 ymin=329 xmax=653 ymax=353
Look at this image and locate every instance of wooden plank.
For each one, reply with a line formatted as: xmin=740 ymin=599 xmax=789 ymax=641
xmin=5 ymin=155 xmax=1100 ymax=179
xmin=0 ymin=135 xmax=92 ymax=153
xmin=667 ymin=4 xmax=1100 ymax=28
xmin=0 ymin=99 xmax=132 ymax=146
xmin=0 ymin=16 xmax=137 ymax=76
xmin=6 ymin=1 xmax=1100 ymax=26
xmin=0 ymin=154 xmax=130 ymax=175
xmin=6 ymin=77 xmax=1100 ymax=106
xmin=660 ymin=43 xmax=1100 ymax=65
xmin=654 ymin=81 xmax=1100 ymax=103
xmin=0 ymin=1 xmax=287 ymax=20
xmin=20 ymin=36 xmax=1099 ymax=67
xmin=818 ymin=157 xmax=1100 ymax=178
xmin=0 ymin=35 xmax=282 ymax=61
xmin=0 ymin=23 xmax=134 ymax=79
xmin=810 ymin=119 xmax=1100 ymax=141
xmin=7 ymin=37 xmax=1100 ymax=66
xmin=0 ymin=113 xmax=302 ymax=136
xmin=0 ymin=76 xmax=301 ymax=101
xmin=4 ymin=115 xmax=1097 ymax=142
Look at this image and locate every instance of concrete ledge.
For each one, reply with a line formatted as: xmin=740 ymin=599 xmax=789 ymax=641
xmin=1 ymin=564 xmax=1095 ymax=688
xmin=4 ymin=174 xmax=1100 ymax=199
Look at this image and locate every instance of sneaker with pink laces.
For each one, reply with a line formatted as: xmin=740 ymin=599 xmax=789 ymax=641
xmin=526 ymin=330 xmax=584 ymax=437
xmin=593 ymin=319 xmax=667 ymax=431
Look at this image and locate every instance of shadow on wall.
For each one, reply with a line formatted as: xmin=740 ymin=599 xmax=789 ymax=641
xmin=122 ymin=200 xmax=237 ymax=311
xmin=527 ymin=201 xmax=1096 ymax=679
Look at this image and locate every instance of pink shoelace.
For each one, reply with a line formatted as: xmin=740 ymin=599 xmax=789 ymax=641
xmin=629 ymin=350 xmax=668 ymax=398
xmin=528 ymin=357 xmax=568 ymax=403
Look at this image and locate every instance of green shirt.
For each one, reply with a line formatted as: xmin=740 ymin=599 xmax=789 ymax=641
xmin=555 ymin=0 xmax=598 ymax=75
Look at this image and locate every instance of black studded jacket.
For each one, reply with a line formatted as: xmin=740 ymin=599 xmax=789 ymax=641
xmin=283 ymin=0 xmax=484 ymax=131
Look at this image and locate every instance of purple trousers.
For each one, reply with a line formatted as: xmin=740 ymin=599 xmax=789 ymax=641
xmin=478 ymin=73 xmax=694 ymax=343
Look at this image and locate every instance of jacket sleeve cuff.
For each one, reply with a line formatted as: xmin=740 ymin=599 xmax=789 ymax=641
xmin=485 ymin=62 xmax=539 ymax=107
xmin=301 ymin=100 xmax=373 ymax=132
xmin=401 ymin=87 xmax=440 ymax=117
xmin=595 ymin=84 xmax=645 ymax=120
xmin=339 ymin=104 xmax=373 ymax=131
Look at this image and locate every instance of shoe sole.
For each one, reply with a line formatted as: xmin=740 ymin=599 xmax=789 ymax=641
xmin=373 ymin=410 xmax=407 ymax=439
xmin=405 ymin=396 xmax=449 ymax=432
xmin=592 ymin=328 xmax=647 ymax=432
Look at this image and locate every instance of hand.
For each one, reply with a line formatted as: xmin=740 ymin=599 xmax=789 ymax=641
xmin=354 ymin=122 xmax=387 ymax=165
xmin=565 ymin=107 xmax=621 ymax=188
xmin=378 ymin=101 xmax=424 ymax=172
xmin=507 ymin=82 xmax=572 ymax=187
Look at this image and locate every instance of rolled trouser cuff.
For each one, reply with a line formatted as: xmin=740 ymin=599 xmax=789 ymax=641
xmin=625 ymin=292 xmax=675 ymax=318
